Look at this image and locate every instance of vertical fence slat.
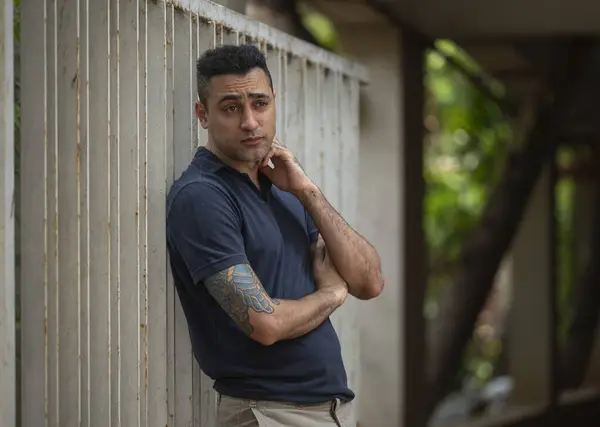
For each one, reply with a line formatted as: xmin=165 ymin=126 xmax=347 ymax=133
xmin=138 ymin=1 xmax=149 ymax=425
xmin=284 ymin=56 xmax=304 ymax=163
xmin=303 ymin=60 xmax=318 ymax=185
xmin=190 ymin=20 xmax=202 ymax=427
xmin=340 ymin=77 xmax=361 ymax=396
xmin=194 ymin=18 xmax=219 ymax=427
xmin=109 ymin=0 xmax=121 ymax=423
xmin=322 ymin=71 xmax=339 ymax=210
xmin=20 ymin=0 xmax=46 ymax=424
xmin=88 ymin=0 xmax=111 ymax=423
xmin=326 ymin=70 xmax=342 ymax=337
xmin=280 ymin=52 xmax=288 ymax=145
xmin=316 ymin=65 xmax=325 ymax=188
xmin=0 ymin=0 xmax=15 ymax=425
xmin=189 ymin=12 xmax=204 ymax=427
xmin=165 ymin=4 xmax=176 ymax=425
xmin=190 ymin=14 xmax=198 ymax=151
xmin=79 ymin=0 xmax=91 ymax=423
xmin=194 ymin=16 xmax=214 ymax=151
xmin=56 ymin=0 xmax=81 ymax=423
xmin=48 ymin=1 xmax=60 ymax=424
xmin=118 ymin=0 xmax=142 ymax=424
xmin=172 ymin=7 xmax=194 ymax=427
xmin=146 ymin=1 xmax=169 ymax=426
xmin=266 ymin=47 xmax=280 ymax=135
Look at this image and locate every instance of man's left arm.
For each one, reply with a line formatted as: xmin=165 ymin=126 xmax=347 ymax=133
xmin=299 ymin=184 xmax=384 ymax=300
xmin=260 ymin=140 xmax=384 ymax=300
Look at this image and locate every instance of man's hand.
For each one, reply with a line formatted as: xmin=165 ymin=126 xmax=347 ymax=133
xmin=260 ymin=139 xmax=313 ymax=195
xmin=265 ymin=138 xmax=384 ymax=300
xmin=311 ymin=235 xmax=348 ymax=307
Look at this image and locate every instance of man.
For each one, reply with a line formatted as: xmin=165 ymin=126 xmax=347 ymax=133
xmin=166 ymin=44 xmax=384 ymax=427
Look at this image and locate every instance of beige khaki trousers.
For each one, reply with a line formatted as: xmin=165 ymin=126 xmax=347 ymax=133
xmin=216 ymin=393 xmax=355 ymax=427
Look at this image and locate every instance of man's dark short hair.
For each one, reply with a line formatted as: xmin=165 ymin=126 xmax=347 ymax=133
xmin=196 ymin=44 xmax=273 ymax=106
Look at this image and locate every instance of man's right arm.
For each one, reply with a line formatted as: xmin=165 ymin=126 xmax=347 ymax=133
xmin=167 ymin=182 xmax=346 ymax=346
xmin=205 ymin=263 xmax=343 ymax=346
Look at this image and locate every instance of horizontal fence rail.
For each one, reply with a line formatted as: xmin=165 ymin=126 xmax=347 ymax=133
xmin=20 ymin=0 xmax=367 ymax=425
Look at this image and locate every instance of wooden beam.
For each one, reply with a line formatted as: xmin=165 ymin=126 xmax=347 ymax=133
xmin=400 ymin=30 xmax=427 ymax=427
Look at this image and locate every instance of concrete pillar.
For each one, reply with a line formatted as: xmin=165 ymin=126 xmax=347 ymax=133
xmin=574 ymin=180 xmax=600 ymax=387
xmin=0 ymin=0 xmax=15 ymax=426
xmin=508 ymin=168 xmax=554 ymax=406
xmin=336 ymin=25 xmax=426 ymax=427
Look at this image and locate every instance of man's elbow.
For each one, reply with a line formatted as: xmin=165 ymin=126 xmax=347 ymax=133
xmin=249 ymin=316 xmax=281 ymax=346
xmin=355 ymin=275 xmax=385 ymax=300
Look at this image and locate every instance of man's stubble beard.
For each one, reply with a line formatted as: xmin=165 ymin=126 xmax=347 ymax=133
xmin=233 ymin=142 xmax=271 ymax=164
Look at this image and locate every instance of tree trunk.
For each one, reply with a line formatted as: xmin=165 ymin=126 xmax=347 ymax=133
xmin=426 ymin=41 xmax=597 ymax=417
xmin=559 ymin=185 xmax=600 ymax=389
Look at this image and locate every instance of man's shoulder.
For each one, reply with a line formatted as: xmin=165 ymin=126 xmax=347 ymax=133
xmin=166 ymin=166 xmax=229 ymax=218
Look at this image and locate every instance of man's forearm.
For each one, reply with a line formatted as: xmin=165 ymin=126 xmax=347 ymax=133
xmin=298 ymin=184 xmax=384 ymax=299
xmin=204 ymin=264 xmax=343 ymax=346
xmin=272 ymin=289 xmax=341 ymax=341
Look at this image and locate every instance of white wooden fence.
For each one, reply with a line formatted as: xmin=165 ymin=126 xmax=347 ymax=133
xmin=20 ymin=0 xmax=367 ymax=425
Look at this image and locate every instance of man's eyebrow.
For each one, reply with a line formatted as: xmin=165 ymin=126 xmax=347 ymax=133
xmin=248 ymin=92 xmax=270 ymax=99
xmin=217 ymin=92 xmax=271 ymax=103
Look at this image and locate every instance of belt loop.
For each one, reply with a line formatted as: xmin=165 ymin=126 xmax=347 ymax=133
xmin=216 ymin=392 xmax=221 ymax=406
xmin=330 ymin=399 xmax=343 ymax=427
xmin=331 ymin=399 xmax=338 ymax=413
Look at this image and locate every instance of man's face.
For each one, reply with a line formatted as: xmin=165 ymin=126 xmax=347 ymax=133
xmin=196 ymin=68 xmax=276 ymax=165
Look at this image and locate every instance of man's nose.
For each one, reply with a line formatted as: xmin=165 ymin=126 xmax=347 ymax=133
xmin=240 ymin=107 xmax=259 ymax=131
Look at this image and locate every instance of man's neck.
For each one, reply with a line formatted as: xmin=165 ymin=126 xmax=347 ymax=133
xmin=204 ymin=143 xmax=260 ymax=186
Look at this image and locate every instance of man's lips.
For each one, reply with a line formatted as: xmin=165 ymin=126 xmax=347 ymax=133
xmin=241 ymin=136 xmax=263 ymax=145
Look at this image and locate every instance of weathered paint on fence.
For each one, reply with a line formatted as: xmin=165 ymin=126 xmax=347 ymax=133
xmin=1 ymin=0 xmax=15 ymax=426
xmin=20 ymin=0 xmax=366 ymax=425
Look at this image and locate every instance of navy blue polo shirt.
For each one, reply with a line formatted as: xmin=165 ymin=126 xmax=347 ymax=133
xmin=166 ymin=146 xmax=354 ymax=404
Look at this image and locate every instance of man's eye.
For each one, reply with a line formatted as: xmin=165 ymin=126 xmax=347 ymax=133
xmin=224 ymin=105 xmax=238 ymax=113
xmin=256 ymin=101 xmax=268 ymax=108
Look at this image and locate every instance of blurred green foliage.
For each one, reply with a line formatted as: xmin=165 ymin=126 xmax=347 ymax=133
xmin=424 ymin=40 xmax=512 ymax=386
xmin=424 ymin=41 xmax=511 ymax=318
xmin=424 ymin=41 xmax=577 ymax=387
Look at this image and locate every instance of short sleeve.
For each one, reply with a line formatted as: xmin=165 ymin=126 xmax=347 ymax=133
xmin=167 ymin=183 xmax=248 ymax=284
xmin=305 ymin=210 xmax=319 ymax=244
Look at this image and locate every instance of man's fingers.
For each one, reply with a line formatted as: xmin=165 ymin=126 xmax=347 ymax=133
xmin=314 ymin=243 xmax=325 ymax=262
xmin=261 ymin=147 xmax=275 ymax=167
xmin=260 ymin=164 xmax=273 ymax=179
xmin=316 ymin=236 xmax=326 ymax=261
xmin=312 ymin=237 xmax=326 ymax=263
xmin=270 ymin=139 xmax=292 ymax=160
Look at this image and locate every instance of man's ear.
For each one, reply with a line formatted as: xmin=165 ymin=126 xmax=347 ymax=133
xmin=195 ymin=100 xmax=208 ymax=129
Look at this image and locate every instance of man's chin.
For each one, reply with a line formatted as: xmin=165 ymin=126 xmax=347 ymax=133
xmin=239 ymin=146 xmax=269 ymax=163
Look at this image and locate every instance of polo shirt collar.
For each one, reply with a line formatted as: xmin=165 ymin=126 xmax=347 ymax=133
xmin=193 ymin=146 xmax=273 ymax=193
